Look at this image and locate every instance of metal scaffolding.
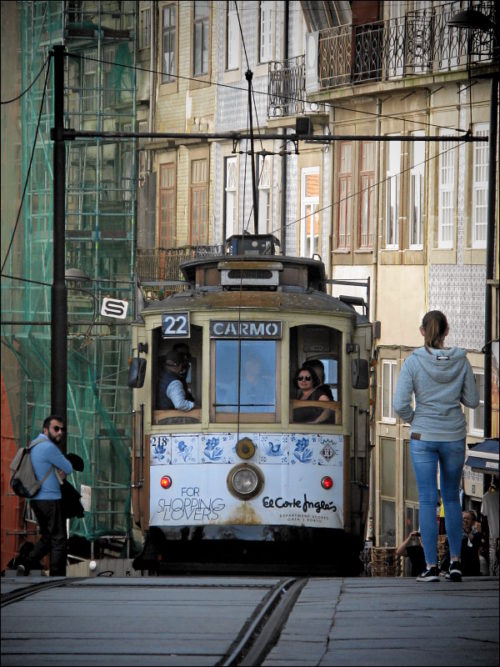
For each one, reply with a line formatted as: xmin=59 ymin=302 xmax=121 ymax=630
xmin=2 ymin=1 xmax=137 ymax=550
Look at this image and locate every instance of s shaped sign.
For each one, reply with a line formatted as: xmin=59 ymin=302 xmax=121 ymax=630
xmin=101 ymin=298 xmax=129 ymax=319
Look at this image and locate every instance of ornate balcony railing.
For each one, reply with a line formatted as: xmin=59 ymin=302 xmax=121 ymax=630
xmin=268 ymin=55 xmax=306 ymax=118
xmin=136 ymin=245 xmax=223 ymax=284
xmin=318 ymin=0 xmax=495 ymax=90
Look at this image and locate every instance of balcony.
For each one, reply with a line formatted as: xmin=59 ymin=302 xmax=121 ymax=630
xmin=268 ymin=55 xmax=326 ymax=119
xmin=316 ymin=1 xmax=495 ymax=91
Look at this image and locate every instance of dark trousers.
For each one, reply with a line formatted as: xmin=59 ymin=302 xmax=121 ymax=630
xmin=28 ymin=499 xmax=67 ymax=576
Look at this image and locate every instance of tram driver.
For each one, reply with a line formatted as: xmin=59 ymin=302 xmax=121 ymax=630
xmin=157 ymin=350 xmax=195 ymax=411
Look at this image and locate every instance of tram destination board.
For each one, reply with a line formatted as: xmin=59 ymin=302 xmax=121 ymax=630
xmin=209 ymin=320 xmax=282 ymax=339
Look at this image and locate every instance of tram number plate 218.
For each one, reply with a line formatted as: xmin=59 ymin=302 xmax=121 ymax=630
xmin=162 ymin=312 xmax=190 ymax=338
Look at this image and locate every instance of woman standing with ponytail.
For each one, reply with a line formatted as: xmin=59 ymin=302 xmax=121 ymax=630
xmin=394 ymin=311 xmax=479 ymax=582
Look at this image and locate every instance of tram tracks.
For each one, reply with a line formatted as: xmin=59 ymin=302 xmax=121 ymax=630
xmin=220 ymin=577 xmax=308 ymax=666
xmin=1 ymin=575 xmax=308 ymax=666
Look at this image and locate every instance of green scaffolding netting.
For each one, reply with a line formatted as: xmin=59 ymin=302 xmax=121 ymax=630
xmin=1 ymin=1 xmax=138 ymax=545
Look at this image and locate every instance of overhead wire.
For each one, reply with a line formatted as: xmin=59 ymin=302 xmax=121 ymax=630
xmin=1 ymin=53 xmax=52 ymax=275
xmin=65 ymin=51 xmax=475 ymax=136
xmin=0 ymin=56 xmax=50 ymax=105
xmin=268 ymin=140 xmax=468 ymax=239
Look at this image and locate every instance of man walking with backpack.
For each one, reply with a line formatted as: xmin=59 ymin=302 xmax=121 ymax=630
xmin=17 ymin=415 xmax=73 ymax=576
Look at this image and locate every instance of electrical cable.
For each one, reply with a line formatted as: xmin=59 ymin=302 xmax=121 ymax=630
xmin=1 ymin=54 xmax=52 ymax=274
xmin=268 ymin=140 xmax=467 ymax=238
xmin=65 ymin=51 xmax=478 ymax=136
xmin=0 ymin=56 xmax=50 ymax=105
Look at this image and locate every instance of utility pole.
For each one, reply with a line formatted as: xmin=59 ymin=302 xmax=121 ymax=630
xmin=50 ymin=44 xmax=67 ymax=447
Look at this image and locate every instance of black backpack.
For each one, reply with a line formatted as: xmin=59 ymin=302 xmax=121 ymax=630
xmin=9 ymin=436 xmax=52 ymax=498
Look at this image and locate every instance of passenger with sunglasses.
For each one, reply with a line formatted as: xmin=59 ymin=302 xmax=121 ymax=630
xmin=293 ymin=366 xmax=334 ymax=423
xmin=16 ymin=415 xmax=73 ymax=577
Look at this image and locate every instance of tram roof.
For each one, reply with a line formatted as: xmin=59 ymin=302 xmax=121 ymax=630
xmin=179 ymin=252 xmax=327 ymax=286
xmin=139 ymin=250 xmax=369 ymax=323
xmin=140 ymin=283 xmax=362 ymax=320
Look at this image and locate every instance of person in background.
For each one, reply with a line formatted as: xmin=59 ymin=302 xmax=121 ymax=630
xmin=396 ymin=530 xmax=426 ymax=577
xmin=393 ymin=310 xmax=479 ymax=582
xmin=461 ymin=510 xmax=482 ymax=576
xmin=16 ymin=415 xmax=73 ymax=577
xmin=157 ymin=350 xmax=195 ymax=411
xmin=481 ymin=481 xmax=499 ymax=576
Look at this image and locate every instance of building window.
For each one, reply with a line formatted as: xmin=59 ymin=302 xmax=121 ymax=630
xmin=385 ymin=137 xmax=400 ymax=249
xmin=224 ymin=156 xmax=238 ymax=240
xmin=410 ymin=131 xmax=425 ymax=249
xmin=337 ymin=142 xmax=352 ymax=250
xmin=193 ymin=1 xmax=210 ymax=76
xmin=259 ymin=1 xmax=274 ymax=63
xmin=162 ymin=4 xmax=176 ymax=83
xmin=190 ymin=158 xmax=208 ymax=245
xmin=258 ymin=155 xmax=271 ymax=234
xmin=382 ymin=359 xmax=397 ymax=423
xmin=470 ymin=371 xmax=484 ymax=435
xmin=226 ymin=3 xmax=239 ymax=70
xmin=358 ymin=141 xmax=375 ymax=248
xmin=300 ymin=167 xmax=320 ymax=258
xmin=82 ymin=48 xmax=97 ymax=112
xmin=472 ymin=123 xmax=488 ymax=249
xmin=438 ymin=134 xmax=455 ymax=249
xmin=159 ymin=163 xmax=176 ymax=248
xmin=139 ymin=5 xmax=151 ymax=50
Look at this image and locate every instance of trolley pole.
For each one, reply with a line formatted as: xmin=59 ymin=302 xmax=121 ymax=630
xmin=246 ymin=69 xmax=259 ymax=235
xmin=51 ymin=44 xmax=67 ymax=447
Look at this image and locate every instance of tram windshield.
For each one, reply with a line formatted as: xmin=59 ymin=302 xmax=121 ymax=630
xmin=214 ymin=340 xmax=277 ymax=418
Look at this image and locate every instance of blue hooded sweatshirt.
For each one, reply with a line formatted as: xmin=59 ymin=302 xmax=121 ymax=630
xmin=393 ymin=346 xmax=479 ymax=441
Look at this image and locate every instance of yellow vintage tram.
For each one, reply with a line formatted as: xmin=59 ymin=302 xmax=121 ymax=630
xmin=130 ymin=235 xmax=372 ymax=574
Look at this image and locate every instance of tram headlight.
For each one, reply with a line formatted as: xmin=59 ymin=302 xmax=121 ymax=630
xmin=227 ymin=463 xmax=264 ymax=500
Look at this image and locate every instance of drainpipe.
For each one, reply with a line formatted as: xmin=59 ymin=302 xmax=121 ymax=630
xmin=484 ymin=75 xmax=498 ymax=439
xmin=149 ymin=1 xmax=154 ymax=134
xmin=366 ymin=96 xmax=382 ymax=546
xmin=280 ymin=0 xmax=289 ymax=252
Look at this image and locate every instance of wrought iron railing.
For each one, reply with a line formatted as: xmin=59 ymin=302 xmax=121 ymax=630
xmin=268 ymin=55 xmax=306 ymax=118
xmin=136 ymin=245 xmax=223 ymax=284
xmin=318 ymin=0 xmax=495 ymax=90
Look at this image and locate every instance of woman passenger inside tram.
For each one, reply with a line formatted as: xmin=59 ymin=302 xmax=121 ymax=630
xmin=293 ymin=366 xmax=334 ymax=423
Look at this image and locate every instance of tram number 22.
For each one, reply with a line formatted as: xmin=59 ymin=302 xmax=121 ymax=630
xmin=162 ymin=312 xmax=190 ymax=338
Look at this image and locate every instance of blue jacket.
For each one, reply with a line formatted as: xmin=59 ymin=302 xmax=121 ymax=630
xmin=393 ymin=346 xmax=479 ymax=441
xmin=30 ymin=434 xmax=73 ymax=500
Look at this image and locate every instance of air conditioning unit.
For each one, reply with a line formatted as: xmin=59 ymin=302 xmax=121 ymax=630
xmin=305 ymin=31 xmax=320 ymax=94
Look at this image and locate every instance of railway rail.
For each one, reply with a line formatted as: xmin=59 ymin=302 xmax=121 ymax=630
xmin=1 ymin=575 xmax=307 ymax=666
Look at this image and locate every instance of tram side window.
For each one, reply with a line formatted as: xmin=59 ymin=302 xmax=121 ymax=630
xmin=290 ymin=325 xmax=342 ymax=425
xmin=153 ymin=325 xmax=202 ymax=424
xmin=212 ymin=340 xmax=278 ymax=422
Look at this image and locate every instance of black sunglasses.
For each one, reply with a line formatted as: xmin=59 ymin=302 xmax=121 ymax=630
xmin=298 ymin=375 xmax=311 ymax=381
xmin=53 ymin=426 xmax=65 ymax=433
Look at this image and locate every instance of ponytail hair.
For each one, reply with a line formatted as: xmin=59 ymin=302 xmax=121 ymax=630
xmin=421 ymin=310 xmax=448 ymax=350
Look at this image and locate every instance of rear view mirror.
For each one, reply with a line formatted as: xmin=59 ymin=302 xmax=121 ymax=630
xmin=128 ymin=357 xmax=146 ymax=388
xmin=351 ymin=358 xmax=369 ymax=389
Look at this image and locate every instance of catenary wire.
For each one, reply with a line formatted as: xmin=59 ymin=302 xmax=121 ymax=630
xmin=1 ymin=55 xmax=52 ymax=274
xmin=66 ymin=51 xmax=478 ymax=136
xmin=0 ymin=56 xmax=50 ymax=105
xmin=268 ymin=140 xmax=467 ymax=238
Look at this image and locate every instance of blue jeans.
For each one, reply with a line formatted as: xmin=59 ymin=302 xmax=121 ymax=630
xmin=410 ymin=438 xmax=465 ymax=566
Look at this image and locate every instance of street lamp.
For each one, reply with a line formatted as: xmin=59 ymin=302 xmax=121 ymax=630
xmin=448 ymin=8 xmax=499 ymax=439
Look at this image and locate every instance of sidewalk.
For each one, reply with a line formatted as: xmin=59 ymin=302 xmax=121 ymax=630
xmin=263 ymin=577 xmax=499 ymax=666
